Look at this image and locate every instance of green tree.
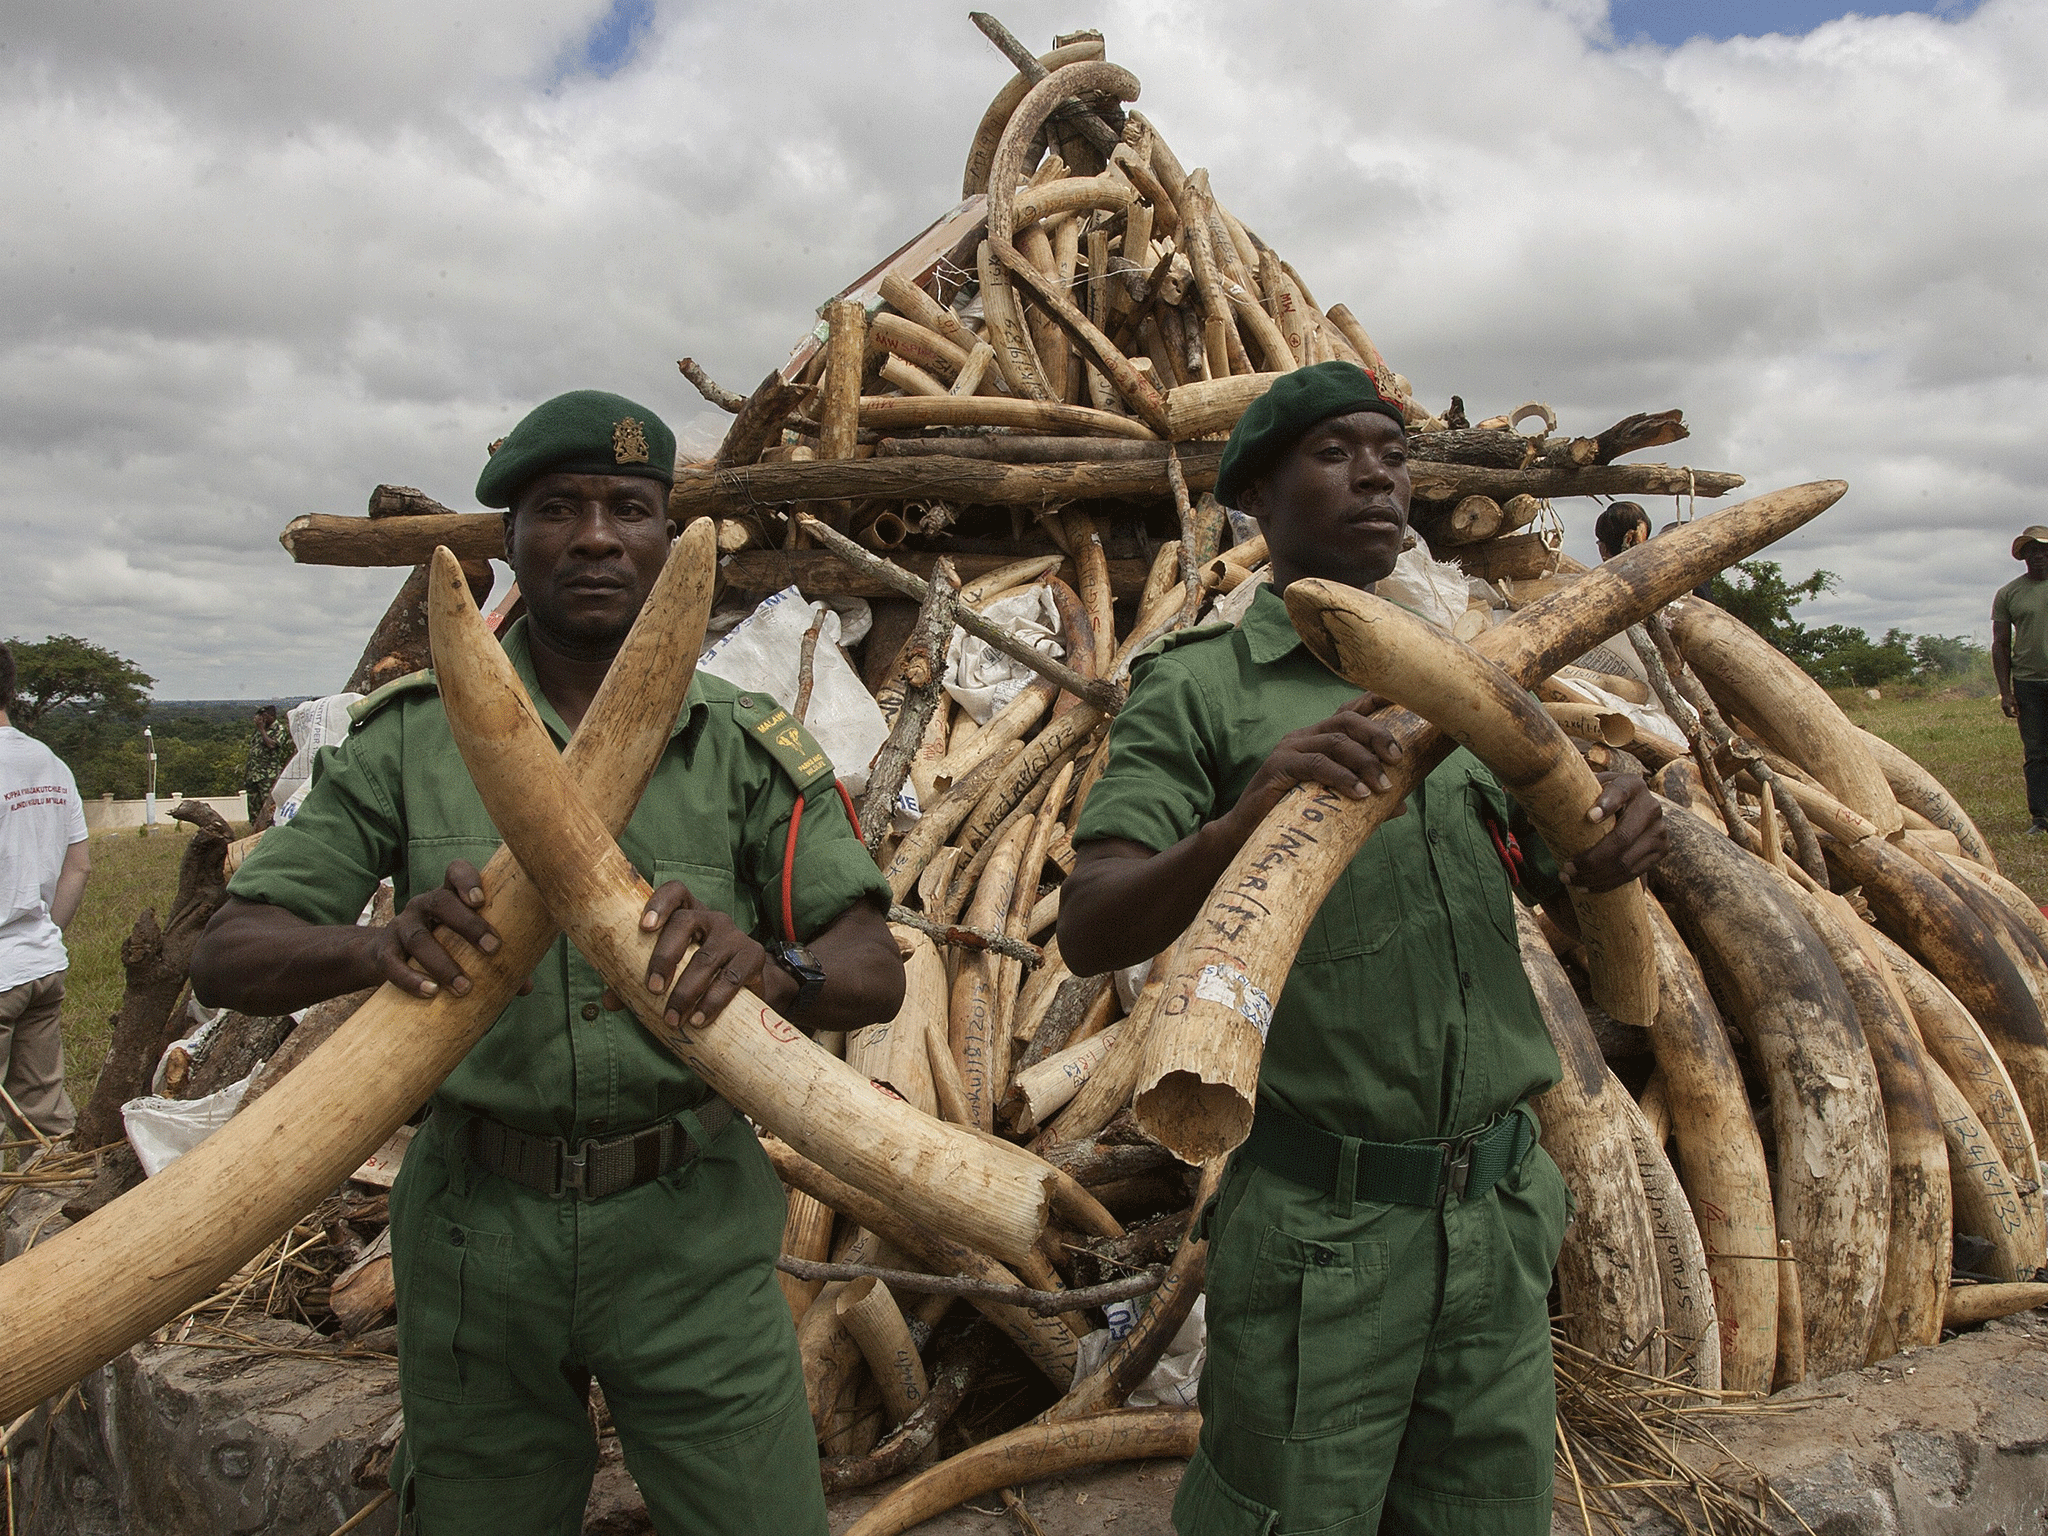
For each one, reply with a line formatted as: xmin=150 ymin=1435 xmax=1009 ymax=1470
xmin=5 ymin=635 xmax=153 ymax=733
xmin=1706 ymin=561 xmax=1838 ymax=654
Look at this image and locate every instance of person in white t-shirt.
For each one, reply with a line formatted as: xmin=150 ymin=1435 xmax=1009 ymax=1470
xmin=0 ymin=644 xmax=91 ymax=1140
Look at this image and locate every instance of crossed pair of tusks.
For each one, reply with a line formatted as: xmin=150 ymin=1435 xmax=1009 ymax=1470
xmin=0 ymin=483 xmax=1848 ymax=1421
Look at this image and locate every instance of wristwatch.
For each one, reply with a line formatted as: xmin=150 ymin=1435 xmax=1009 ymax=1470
xmin=768 ymin=940 xmax=827 ymax=1013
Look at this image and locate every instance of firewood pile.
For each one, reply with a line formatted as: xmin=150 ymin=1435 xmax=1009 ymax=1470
xmin=9 ymin=16 xmax=2048 ymax=1536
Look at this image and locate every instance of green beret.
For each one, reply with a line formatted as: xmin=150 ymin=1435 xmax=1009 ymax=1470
xmin=1214 ymin=361 xmax=1405 ymax=508
xmin=477 ymin=390 xmax=677 ymax=509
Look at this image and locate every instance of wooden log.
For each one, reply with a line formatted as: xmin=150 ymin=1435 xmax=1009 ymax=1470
xmin=678 ymin=357 xmax=747 ymax=413
xmin=1519 ymin=906 xmax=1667 ymax=1374
xmin=427 ymin=549 xmax=1056 ymax=1266
xmin=1438 ymin=532 xmax=1565 ymax=584
xmin=1415 ymin=464 xmax=1742 ymax=505
xmin=1128 ymin=480 xmax=1846 ymax=1167
xmin=873 ymin=435 xmax=1218 ymax=466
xmin=1650 ymin=807 xmax=1889 ymax=1378
xmin=1667 ymin=596 xmax=1901 ymax=836
xmin=72 ymin=801 xmax=233 ymax=1149
xmin=0 ymin=525 xmax=721 ymax=1423
xmin=1279 ymin=582 xmax=1659 ymax=1026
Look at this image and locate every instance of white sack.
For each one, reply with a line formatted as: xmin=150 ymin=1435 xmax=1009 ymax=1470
xmin=698 ymin=586 xmax=888 ymax=796
xmin=123 ymin=1073 xmax=255 ymax=1176
xmin=272 ymin=693 xmax=364 ymax=824
xmin=1073 ymin=1294 xmax=1206 ymax=1409
xmin=945 ymin=586 xmax=1064 ymax=725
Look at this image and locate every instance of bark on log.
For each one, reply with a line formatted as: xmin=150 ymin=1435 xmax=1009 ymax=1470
xmin=72 ymin=801 xmax=233 ymax=1149
xmin=344 ymin=559 xmax=496 ymax=696
xmin=238 ymin=986 xmax=375 ymax=1110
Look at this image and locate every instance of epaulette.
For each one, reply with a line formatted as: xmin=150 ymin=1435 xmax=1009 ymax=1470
xmin=730 ymin=693 xmax=837 ymax=793
xmin=348 ymin=669 xmax=438 ymax=728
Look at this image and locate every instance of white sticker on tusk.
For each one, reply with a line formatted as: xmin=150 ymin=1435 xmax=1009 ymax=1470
xmin=1194 ymin=965 xmax=1274 ymax=1042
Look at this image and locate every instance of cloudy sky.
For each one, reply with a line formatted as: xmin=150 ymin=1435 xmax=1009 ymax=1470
xmin=4 ymin=0 xmax=2034 ymax=699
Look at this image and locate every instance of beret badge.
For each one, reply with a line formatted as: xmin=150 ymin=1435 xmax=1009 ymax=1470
xmin=613 ymin=416 xmax=650 ymax=466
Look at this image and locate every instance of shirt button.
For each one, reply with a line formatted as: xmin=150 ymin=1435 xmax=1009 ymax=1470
xmin=1313 ymin=1248 xmax=1334 ymax=1266
xmin=581 ymin=1003 xmax=600 ymax=1021
xmin=449 ymin=1228 xmax=465 ymax=1247
xmin=1461 ymin=971 xmax=1474 ymax=990
xmin=737 ymin=695 xmax=755 ymax=710
xmin=1427 ymin=830 xmax=1441 ymax=845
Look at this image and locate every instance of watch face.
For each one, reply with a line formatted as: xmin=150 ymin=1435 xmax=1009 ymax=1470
xmin=780 ymin=942 xmax=824 ymax=979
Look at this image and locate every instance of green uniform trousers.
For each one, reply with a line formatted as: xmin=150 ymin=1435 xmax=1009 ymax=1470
xmin=387 ymin=1110 xmax=827 ymax=1536
xmin=1174 ymin=1136 xmax=1572 ymax=1536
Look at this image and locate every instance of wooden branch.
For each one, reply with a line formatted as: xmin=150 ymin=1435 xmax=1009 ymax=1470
xmin=819 ymin=1324 xmax=993 ymax=1495
xmin=1438 ymin=532 xmax=1568 ymax=583
xmin=861 ymin=562 xmax=960 ymax=846
xmin=366 ymin=484 xmax=455 ymax=518
xmin=797 ymin=514 xmax=1125 ymax=713
xmin=1407 ymin=410 xmax=1689 ymax=471
xmin=858 ymin=395 xmax=1156 ymax=441
xmin=677 ymin=358 xmax=747 ymax=414
xmin=873 ymin=436 xmax=1218 ymax=466
xmin=1411 ymin=462 xmax=1741 ymax=503
xmin=886 ymin=905 xmax=1044 ymax=966
xmin=776 ymin=1255 xmax=1163 ymax=1315
xmin=282 ymin=512 xmax=502 ymax=566
xmin=675 ymin=452 xmax=1217 ymax=516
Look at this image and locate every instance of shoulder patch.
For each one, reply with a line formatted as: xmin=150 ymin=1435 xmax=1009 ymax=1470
xmin=735 ymin=695 xmax=836 ymax=793
xmin=348 ymin=669 xmax=438 ymax=728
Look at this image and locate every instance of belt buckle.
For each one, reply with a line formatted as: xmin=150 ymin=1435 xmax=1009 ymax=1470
xmin=1436 ymin=1135 xmax=1476 ymax=1206
xmin=558 ymin=1138 xmax=602 ymax=1199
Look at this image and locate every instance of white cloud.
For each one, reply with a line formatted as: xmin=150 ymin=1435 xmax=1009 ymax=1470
xmin=3 ymin=0 xmax=2042 ymax=693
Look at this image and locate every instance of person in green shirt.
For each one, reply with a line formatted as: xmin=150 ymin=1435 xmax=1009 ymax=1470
xmin=1060 ymin=363 xmax=1669 ymax=1536
xmin=191 ymin=391 xmax=904 ymax=1536
xmin=1993 ymin=526 xmax=2048 ymax=833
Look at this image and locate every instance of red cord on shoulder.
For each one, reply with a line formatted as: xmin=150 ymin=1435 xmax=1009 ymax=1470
xmin=834 ymin=779 xmax=863 ymax=843
xmin=781 ymin=794 xmax=804 ymax=940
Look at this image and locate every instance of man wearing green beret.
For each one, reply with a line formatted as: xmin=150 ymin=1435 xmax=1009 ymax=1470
xmin=1060 ymin=362 xmax=1669 ymax=1535
xmin=193 ymin=390 xmax=905 ymax=1535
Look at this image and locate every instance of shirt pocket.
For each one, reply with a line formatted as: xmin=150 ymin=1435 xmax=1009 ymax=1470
xmin=649 ymin=858 xmax=747 ymax=932
xmin=395 ymin=1216 xmax=514 ymax=1405
xmin=404 ymin=837 xmax=505 ymax=913
xmin=1222 ymin=1226 xmax=1389 ymax=1438
xmin=1294 ymin=833 xmax=1404 ymax=964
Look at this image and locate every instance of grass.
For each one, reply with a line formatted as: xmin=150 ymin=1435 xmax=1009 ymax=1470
xmin=56 ymin=824 xmax=225 ymax=1110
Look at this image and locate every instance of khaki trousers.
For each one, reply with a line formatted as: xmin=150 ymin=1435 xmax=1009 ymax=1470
xmin=0 ymin=971 xmax=76 ymax=1140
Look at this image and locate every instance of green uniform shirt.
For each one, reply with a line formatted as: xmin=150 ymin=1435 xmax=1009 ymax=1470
xmin=245 ymin=717 xmax=292 ymax=799
xmin=1995 ymin=573 xmax=2048 ymax=682
xmin=230 ymin=619 xmax=890 ymax=1142
xmin=1075 ymin=585 xmax=1562 ymax=1144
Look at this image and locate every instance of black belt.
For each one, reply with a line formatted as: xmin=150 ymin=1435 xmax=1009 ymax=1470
xmin=466 ymin=1100 xmax=736 ymax=1199
xmin=1240 ymin=1097 xmax=1535 ymax=1209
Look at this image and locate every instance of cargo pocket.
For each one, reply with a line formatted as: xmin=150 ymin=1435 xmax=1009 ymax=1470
xmin=1225 ymin=1227 xmax=1387 ymax=1437
xmin=396 ymin=1217 xmax=513 ymax=1404
xmin=1171 ymin=1451 xmax=1280 ymax=1536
